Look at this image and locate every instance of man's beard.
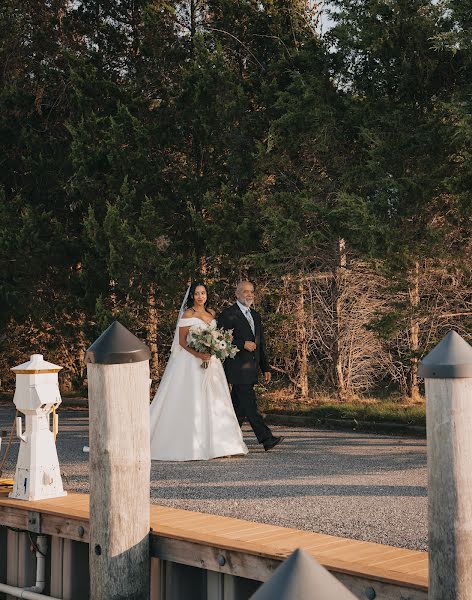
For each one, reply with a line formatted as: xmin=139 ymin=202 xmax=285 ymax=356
xmin=239 ymin=298 xmax=253 ymax=307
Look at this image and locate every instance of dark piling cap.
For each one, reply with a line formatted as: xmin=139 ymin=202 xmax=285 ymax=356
xmin=419 ymin=330 xmax=472 ymax=379
xmin=85 ymin=321 xmax=151 ymax=365
xmin=250 ymin=548 xmax=356 ymax=600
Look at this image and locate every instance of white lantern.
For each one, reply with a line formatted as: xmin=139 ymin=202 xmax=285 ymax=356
xmin=9 ymin=354 xmax=66 ymax=501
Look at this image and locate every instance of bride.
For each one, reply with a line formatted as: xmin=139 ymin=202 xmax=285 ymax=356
xmin=150 ymin=281 xmax=249 ymax=461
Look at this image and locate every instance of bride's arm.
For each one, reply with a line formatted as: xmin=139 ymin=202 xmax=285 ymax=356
xmin=179 ymin=326 xmax=211 ymax=361
xmin=218 ymin=311 xmax=245 ymax=351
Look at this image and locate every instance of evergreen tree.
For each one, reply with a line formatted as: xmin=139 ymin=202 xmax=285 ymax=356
xmin=329 ymin=0 xmax=462 ymax=398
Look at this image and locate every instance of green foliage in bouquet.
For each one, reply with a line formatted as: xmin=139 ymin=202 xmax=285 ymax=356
xmin=188 ymin=325 xmax=239 ymax=366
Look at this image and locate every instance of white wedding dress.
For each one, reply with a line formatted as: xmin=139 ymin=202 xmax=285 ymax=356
xmin=150 ymin=317 xmax=248 ymax=461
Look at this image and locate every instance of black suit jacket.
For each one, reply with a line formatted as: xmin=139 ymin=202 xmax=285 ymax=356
xmin=217 ymin=303 xmax=271 ymax=385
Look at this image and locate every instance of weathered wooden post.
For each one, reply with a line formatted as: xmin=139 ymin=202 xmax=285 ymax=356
xmin=419 ymin=330 xmax=472 ymax=599
xmin=250 ymin=548 xmax=356 ymax=599
xmin=86 ymin=321 xmax=151 ymax=600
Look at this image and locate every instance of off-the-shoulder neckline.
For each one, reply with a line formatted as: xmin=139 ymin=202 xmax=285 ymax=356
xmin=180 ymin=317 xmax=216 ymax=326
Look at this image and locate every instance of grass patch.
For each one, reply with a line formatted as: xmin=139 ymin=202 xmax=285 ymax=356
xmin=259 ymin=389 xmax=426 ymax=426
xmin=266 ymin=402 xmax=425 ymax=426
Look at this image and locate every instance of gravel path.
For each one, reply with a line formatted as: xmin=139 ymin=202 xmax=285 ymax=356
xmin=0 ymin=405 xmax=427 ymax=551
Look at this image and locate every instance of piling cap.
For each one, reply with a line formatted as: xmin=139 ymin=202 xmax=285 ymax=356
xmin=11 ymin=354 xmax=62 ymax=374
xmin=85 ymin=321 xmax=151 ymax=365
xmin=419 ymin=330 xmax=472 ymax=379
xmin=250 ymin=549 xmax=357 ymax=600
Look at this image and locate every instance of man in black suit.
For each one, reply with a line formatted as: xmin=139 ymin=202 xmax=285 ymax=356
xmin=218 ymin=281 xmax=284 ymax=451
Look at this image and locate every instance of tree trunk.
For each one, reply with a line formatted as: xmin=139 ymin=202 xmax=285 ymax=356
xmin=297 ymin=276 xmax=309 ymax=398
xmin=77 ymin=311 xmax=87 ymax=385
xmin=190 ymin=0 xmax=197 ymax=53
xmin=333 ymin=238 xmax=347 ymax=399
xmin=408 ymin=261 xmax=421 ymax=401
xmin=110 ymin=279 xmax=117 ymax=314
xmin=147 ymin=284 xmax=159 ymax=379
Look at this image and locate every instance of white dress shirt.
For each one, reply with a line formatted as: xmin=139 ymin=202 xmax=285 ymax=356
xmin=237 ymin=301 xmax=255 ymax=336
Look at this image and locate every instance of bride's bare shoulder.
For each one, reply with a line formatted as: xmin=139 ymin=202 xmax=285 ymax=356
xmin=182 ymin=309 xmax=194 ymax=318
xmin=208 ymin=308 xmax=216 ymax=317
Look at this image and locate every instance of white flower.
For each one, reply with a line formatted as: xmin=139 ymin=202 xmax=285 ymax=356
xmin=219 ymin=341 xmax=227 ymax=350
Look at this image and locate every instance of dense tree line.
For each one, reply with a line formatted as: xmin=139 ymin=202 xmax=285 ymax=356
xmin=0 ymin=0 xmax=471 ymax=400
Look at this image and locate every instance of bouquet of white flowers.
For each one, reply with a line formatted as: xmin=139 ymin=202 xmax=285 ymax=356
xmin=187 ymin=324 xmax=239 ymax=368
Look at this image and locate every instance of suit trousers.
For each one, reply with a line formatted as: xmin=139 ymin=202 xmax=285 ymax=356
xmin=231 ymin=384 xmax=273 ymax=444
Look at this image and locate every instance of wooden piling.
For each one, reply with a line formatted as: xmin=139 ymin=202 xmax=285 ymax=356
xmin=86 ymin=321 xmax=151 ymax=600
xmin=419 ymin=330 xmax=472 ymax=600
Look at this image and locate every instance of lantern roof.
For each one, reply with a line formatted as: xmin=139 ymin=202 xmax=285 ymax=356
xmin=11 ymin=354 xmax=62 ymax=374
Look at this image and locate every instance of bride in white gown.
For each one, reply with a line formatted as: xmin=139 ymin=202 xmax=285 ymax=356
xmin=150 ymin=282 xmax=248 ymax=461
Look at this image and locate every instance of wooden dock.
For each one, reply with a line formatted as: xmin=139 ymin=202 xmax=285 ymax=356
xmin=0 ymin=490 xmax=427 ymax=599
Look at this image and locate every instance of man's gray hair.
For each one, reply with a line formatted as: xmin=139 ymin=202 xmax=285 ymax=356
xmin=236 ymin=280 xmax=254 ymax=293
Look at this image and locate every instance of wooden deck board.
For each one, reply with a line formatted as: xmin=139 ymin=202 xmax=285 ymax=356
xmin=411 ymin=567 xmax=429 ymax=576
xmin=194 ymin=520 xmax=279 ymax=536
xmin=156 ymin=513 xmax=217 ymax=528
xmin=332 ymin=545 xmax=413 ymax=563
xmin=0 ymin=491 xmax=428 ymax=591
xmin=368 ymin=552 xmax=427 ymax=569
xmin=219 ymin=525 xmax=294 ymax=541
xmin=315 ymin=541 xmax=383 ymax=560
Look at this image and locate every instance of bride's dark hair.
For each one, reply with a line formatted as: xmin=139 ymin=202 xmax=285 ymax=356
xmin=185 ymin=281 xmax=210 ymax=311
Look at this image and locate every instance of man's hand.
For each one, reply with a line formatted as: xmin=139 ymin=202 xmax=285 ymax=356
xmin=244 ymin=341 xmax=257 ymax=352
xmin=263 ymin=371 xmax=272 ymax=383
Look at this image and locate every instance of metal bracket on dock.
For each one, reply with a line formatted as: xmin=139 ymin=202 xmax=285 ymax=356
xmin=27 ymin=510 xmax=41 ymax=533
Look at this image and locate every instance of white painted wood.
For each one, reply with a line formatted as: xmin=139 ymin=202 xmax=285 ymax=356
xmin=10 ymin=355 xmax=66 ymax=501
xmin=88 ymin=361 xmax=151 ymax=600
xmin=426 ymin=378 xmax=472 ymax=600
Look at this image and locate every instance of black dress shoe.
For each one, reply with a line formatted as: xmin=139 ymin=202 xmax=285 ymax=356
xmin=263 ymin=435 xmax=285 ymax=451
